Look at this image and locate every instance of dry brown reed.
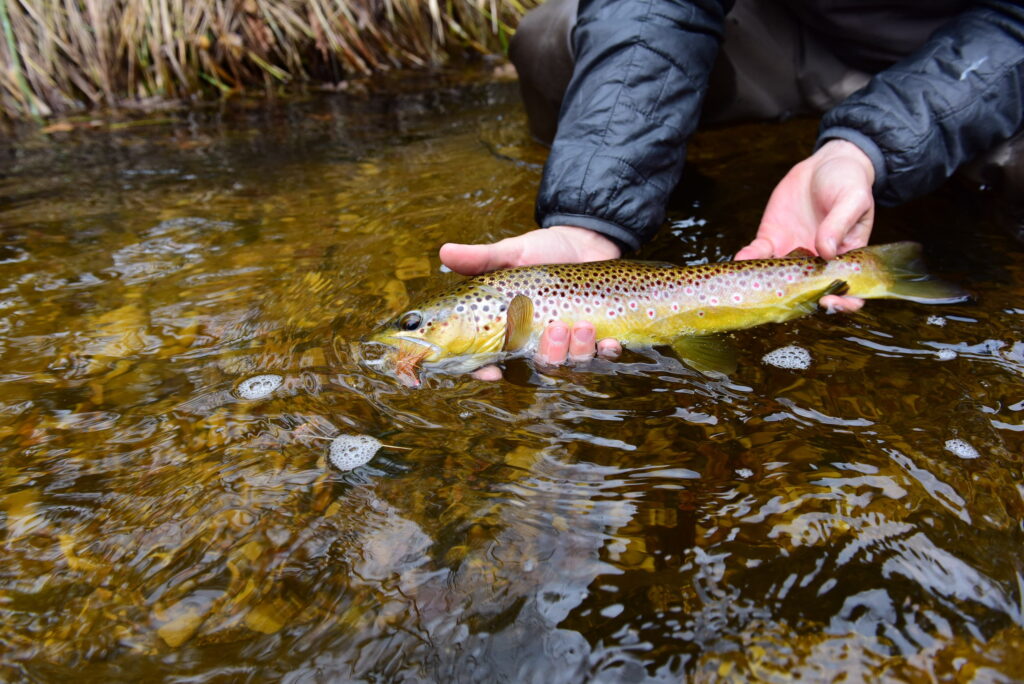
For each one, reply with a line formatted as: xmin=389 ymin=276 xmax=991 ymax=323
xmin=0 ymin=0 xmax=535 ymax=120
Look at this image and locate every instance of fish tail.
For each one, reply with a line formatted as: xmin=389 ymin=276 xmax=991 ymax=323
xmin=863 ymin=242 xmax=970 ymax=304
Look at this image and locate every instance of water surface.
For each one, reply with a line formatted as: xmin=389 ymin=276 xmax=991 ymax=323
xmin=1 ymin=78 xmax=1022 ymax=681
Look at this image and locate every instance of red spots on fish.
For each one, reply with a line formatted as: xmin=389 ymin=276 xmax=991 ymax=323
xmin=732 ymin=293 xmax=742 ymax=303
xmin=671 ymin=303 xmax=679 ymax=312
xmin=647 ymin=308 xmax=656 ymax=318
xmin=709 ymin=297 xmax=719 ymax=306
xmin=776 ymin=289 xmax=784 ymax=297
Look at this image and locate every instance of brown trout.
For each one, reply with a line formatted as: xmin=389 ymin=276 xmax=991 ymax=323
xmin=365 ymin=242 xmax=967 ymax=386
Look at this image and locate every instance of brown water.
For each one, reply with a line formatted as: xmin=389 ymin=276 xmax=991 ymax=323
xmin=1 ymin=78 xmax=1022 ymax=682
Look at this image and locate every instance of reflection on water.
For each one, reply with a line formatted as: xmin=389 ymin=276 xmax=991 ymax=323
xmin=1 ymin=79 xmax=1022 ymax=681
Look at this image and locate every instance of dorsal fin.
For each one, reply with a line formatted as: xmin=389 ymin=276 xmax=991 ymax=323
xmin=503 ymin=295 xmax=534 ymax=351
xmin=783 ymin=247 xmax=816 ymax=258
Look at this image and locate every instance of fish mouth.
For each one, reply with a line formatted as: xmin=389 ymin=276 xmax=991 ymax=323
xmin=361 ymin=335 xmax=440 ymax=388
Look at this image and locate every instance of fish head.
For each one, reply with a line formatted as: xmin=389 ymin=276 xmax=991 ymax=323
xmin=363 ymin=283 xmax=516 ymax=387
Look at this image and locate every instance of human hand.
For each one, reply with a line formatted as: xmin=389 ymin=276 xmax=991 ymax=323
xmin=469 ymin=320 xmax=622 ymax=381
xmin=440 ymin=224 xmax=621 ymax=276
xmin=439 ymin=226 xmax=622 ymax=379
xmin=734 ymin=139 xmax=876 ymax=313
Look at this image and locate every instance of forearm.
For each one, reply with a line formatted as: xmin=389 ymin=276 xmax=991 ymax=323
xmin=817 ymin=0 xmax=1024 ymax=206
xmin=536 ymin=0 xmax=732 ymax=251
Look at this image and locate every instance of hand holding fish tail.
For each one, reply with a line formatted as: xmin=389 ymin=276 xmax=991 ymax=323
xmin=736 ymin=139 xmax=876 ymax=313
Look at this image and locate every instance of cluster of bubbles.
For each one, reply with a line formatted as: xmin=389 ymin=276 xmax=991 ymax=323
xmin=329 ymin=434 xmax=382 ymax=470
xmin=762 ymin=345 xmax=812 ymax=370
xmin=235 ymin=374 xmax=283 ymax=399
xmin=944 ymin=438 xmax=980 ymax=459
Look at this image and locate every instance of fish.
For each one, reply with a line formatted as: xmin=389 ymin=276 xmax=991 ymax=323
xmin=364 ymin=242 xmax=968 ymax=386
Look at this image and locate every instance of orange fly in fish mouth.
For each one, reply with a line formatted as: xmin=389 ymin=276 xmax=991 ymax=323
xmin=374 ymin=336 xmax=439 ymax=388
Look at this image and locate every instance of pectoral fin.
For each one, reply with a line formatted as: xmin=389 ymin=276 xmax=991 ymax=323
xmin=670 ymin=335 xmax=737 ymax=376
xmin=503 ymin=295 xmax=534 ymax=352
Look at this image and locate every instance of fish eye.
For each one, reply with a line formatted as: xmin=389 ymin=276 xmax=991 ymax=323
xmin=399 ymin=312 xmax=422 ymax=331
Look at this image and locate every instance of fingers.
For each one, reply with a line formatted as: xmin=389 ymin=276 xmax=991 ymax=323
xmin=440 ymin=226 xmax=622 ymax=277
xmin=535 ymin=321 xmax=570 ymax=365
xmin=734 ymin=237 xmax=776 ymax=261
xmin=596 ymin=338 xmax=622 ymax=360
xmin=440 ymin=241 xmax=518 ymax=276
xmin=473 ymin=321 xmax=618 ymax=382
xmin=535 ymin=321 xmax=619 ymax=367
xmin=567 ymin=322 xmax=596 ymax=362
xmin=471 ymin=364 xmax=504 ymax=381
xmin=815 ymin=190 xmax=873 ymax=260
xmin=819 ymin=293 xmax=865 ymax=314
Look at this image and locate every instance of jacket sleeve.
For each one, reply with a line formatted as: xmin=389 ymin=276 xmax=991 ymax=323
xmin=817 ymin=0 xmax=1024 ymax=207
xmin=535 ymin=0 xmax=732 ymax=252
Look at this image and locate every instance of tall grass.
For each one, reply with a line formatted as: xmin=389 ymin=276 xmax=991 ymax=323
xmin=0 ymin=0 xmax=535 ymax=119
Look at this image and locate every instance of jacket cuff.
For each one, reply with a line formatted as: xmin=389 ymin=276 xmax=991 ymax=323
xmin=540 ymin=213 xmax=641 ymax=253
xmin=815 ymin=126 xmax=889 ymax=198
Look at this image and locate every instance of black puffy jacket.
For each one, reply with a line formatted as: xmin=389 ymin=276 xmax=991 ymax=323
xmin=536 ymin=0 xmax=1024 ymax=251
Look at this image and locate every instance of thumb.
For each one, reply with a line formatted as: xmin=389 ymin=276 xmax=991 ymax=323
xmin=440 ymin=241 xmax=520 ymax=275
xmin=734 ymin=237 xmax=776 ymax=261
xmin=815 ymin=190 xmax=873 ymax=260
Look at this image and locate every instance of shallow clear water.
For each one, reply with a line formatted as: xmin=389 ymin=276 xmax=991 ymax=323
xmin=1 ymin=77 xmax=1022 ymax=681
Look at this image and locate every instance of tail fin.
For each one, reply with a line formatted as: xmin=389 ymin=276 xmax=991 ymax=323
xmin=866 ymin=242 xmax=970 ymax=304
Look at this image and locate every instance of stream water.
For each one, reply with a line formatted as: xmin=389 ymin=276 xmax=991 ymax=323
xmin=1 ymin=77 xmax=1022 ymax=681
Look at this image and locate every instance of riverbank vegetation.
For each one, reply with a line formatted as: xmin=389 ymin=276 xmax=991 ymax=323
xmin=0 ymin=0 xmax=534 ymax=120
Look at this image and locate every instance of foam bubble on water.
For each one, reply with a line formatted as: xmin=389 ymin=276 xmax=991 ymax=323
xmin=329 ymin=434 xmax=381 ymax=470
xmin=944 ymin=438 xmax=980 ymax=460
xmin=736 ymin=468 xmax=753 ymax=479
xmin=927 ymin=315 xmax=947 ymax=326
xmin=935 ymin=349 xmax=957 ymax=361
xmin=236 ymin=374 xmax=283 ymax=399
xmin=762 ymin=345 xmax=811 ymax=370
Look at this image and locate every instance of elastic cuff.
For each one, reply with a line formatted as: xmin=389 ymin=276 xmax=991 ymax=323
xmin=815 ymin=126 xmax=888 ymax=195
xmin=540 ymin=213 xmax=643 ymax=253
